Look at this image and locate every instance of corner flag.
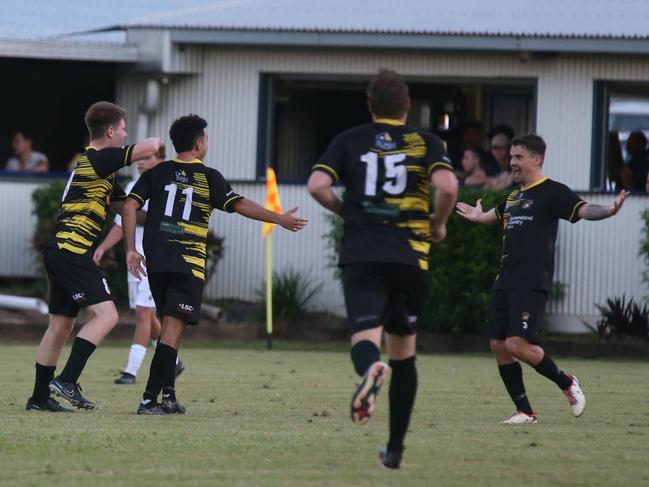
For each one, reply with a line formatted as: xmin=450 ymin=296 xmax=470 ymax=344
xmin=262 ymin=167 xmax=282 ymax=237
xmin=262 ymin=167 xmax=282 ymax=350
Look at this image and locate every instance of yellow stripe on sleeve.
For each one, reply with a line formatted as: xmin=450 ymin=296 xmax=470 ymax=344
xmin=311 ymin=164 xmax=339 ymax=182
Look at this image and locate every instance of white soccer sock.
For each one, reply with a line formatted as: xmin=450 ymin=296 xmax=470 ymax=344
xmin=124 ymin=344 xmax=147 ymax=377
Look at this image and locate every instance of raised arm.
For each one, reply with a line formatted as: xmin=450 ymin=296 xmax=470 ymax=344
xmin=456 ymin=198 xmax=500 ymax=225
xmin=232 ymin=199 xmax=308 ymax=232
xmin=577 ymin=190 xmax=630 ymax=221
xmin=131 ymin=137 xmax=162 ymax=162
xmin=121 ymin=197 xmax=147 ymax=279
xmin=307 ymin=171 xmax=343 ymax=215
xmin=430 ymin=169 xmax=459 ymax=242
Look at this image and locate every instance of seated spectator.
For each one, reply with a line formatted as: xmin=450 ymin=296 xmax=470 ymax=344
xmin=620 ymin=131 xmax=649 ymax=192
xmin=484 ymin=133 xmax=513 ymax=189
xmin=5 ymin=130 xmax=49 ymax=172
xmin=449 ymin=119 xmax=487 ymax=169
xmin=458 ymin=148 xmax=488 ymax=188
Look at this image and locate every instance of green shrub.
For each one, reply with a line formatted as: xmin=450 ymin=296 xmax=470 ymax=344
xmin=422 ymin=187 xmax=506 ymax=333
xmin=258 ymin=269 xmax=322 ymax=320
xmin=585 ymin=296 xmax=649 ymax=341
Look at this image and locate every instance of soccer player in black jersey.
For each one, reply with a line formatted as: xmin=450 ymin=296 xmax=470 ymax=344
xmin=307 ymin=70 xmax=458 ymax=469
xmin=457 ymin=133 xmax=629 ymax=424
xmin=27 ymin=101 xmax=161 ymax=412
xmin=120 ymin=114 xmax=307 ymax=415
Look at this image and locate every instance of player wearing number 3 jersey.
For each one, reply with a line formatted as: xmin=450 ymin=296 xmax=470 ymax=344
xmin=120 ymin=114 xmax=308 ymax=415
xmin=308 ymin=70 xmax=458 ymax=468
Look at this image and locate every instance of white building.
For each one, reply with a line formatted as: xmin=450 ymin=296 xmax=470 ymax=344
xmin=1 ymin=1 xmax=648 ymax=331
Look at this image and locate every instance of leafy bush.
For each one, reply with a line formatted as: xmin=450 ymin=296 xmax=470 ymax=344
xmin=30 ymin=180 xmax=225 ymax=307
xmin=586 ymin=296 xmax=649 ymax=341
xmin=422 ymin=187 xmax=506 ymax=333
xmin=258 ymin=268 xmax=322 ymax=320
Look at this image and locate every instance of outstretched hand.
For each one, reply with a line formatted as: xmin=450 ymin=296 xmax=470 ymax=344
xmin=455 ymin=198 xmax=484 ymax=222
xmin=279 ymin=207 xmax=308 ymax=232
xmin=127 ymin=250 xmax=147 ymax=280
xmin=609 ymin=190 xmax=630 ymax=216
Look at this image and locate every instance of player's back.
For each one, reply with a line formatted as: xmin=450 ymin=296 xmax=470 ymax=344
xmin=52 ymin=145 xmax=133 ymax=256
xmin=314 ymin=120 xmax=452 ymax=270
xmin=129 ymin=159 xmax=242 ymax=281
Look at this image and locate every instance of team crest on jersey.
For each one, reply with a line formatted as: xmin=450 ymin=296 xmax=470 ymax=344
xmin=375 ymin=132 xmax=396 ymax=150
xmin=521 ymin=199 xmax=534 ymax=209
xmin=175 ymin=170 xmax=189 ymax=183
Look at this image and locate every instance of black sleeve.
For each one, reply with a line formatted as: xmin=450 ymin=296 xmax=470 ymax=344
xmin=551 ymin=182 xmax=586 ymax=223
xmin=110 ymin=181 xmax=127 ymax=202
xmin=312 ymin=133 xmax=346 ymax=183
xmin=494 ymin=198 xmax=507 ymax=222
xmin=425 ymin=134 xmax=454 ymax=176
xmin=128 ymin=168 xmax=152 ymax=209
xmin=209 ymin=169 xmax=243 ymax=213
xmin=88 ymin=145 xmax=135 ymax=178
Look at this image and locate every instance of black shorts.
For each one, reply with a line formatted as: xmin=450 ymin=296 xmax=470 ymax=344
xmin=488 ymin=289 xmax=548 ymax=342
xmin=147 ymin=271 xmax=204 ymax=325
xmin=341 ymin=262 xmax=427 ymax=336
xmin=43 ymin=247 xmax=113 ymax=317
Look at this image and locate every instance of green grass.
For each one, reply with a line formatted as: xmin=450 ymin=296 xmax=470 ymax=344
xmin=1 ymin=343 xmax=648 ymax=486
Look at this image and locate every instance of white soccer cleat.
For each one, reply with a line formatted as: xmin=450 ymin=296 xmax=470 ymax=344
xmin=500 ymin=410 xmax=538 ymax=424
xmin=563 ymin=374 xmax=586 ymax=417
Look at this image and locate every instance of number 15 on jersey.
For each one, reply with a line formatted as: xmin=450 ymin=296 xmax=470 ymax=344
xmin=360 ymin=152 xmax=407 ymax=197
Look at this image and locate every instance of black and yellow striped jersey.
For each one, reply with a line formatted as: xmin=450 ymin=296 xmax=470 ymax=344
xmin=128 ymin=159 xmax=243 ymax=281
xmin=312 ymin=119 xmax=453 ymax=270
xmin=49 ymin=145 xmax=134 ymax=255
xmin=494 ymin=177 xmax=585 ymax=292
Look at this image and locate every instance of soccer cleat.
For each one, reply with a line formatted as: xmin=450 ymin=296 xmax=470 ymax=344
xmin=25 ymin=396 xmax=74 ymax=413
xmin=175 ymin=359 xmax=186 ymax=379
xmin=563 ymin=374 xmax=586 ymax=417
xmin=114 ymin=372 xmax=136 ymax=385
xmin=500 ymin=410 xmax=538 ymax=424
xmin=49 ymin=377 xmax=96 ymax=410
xmin=350 ymin=361 xmax=391 ymax=423
xmin=379 ymin=447 xmax=403 ymax=469
xmin=161 ymin=389 xmax=187 ymax=414
xmin=136 ymin=401 xmax=167 ymax=416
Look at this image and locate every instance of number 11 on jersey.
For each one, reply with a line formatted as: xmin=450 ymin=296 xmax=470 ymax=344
xmin=164 ymin=183 xmax=194 ymax=220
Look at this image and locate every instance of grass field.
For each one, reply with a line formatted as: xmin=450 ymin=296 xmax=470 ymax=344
xmin=1 ymin=342 xmax=648 ymax=486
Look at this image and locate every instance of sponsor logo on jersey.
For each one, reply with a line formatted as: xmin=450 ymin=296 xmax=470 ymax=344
xmin=374 ymin=133 xmax=397 ymax=151
xmin=175 ymin=170 xmax=189 ymax=184
xmin=521 ymin=199 xmax=534 ymax=209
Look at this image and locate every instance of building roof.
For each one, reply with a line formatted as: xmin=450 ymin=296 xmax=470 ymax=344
xmin=120 ymin=0 xmax=649 ymax=40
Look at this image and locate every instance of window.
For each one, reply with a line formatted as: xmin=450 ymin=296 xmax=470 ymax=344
xmin=592 ymin=82 xmax=649 ymax=193
xmin=257 ymin=74 xmax=535 ymax=182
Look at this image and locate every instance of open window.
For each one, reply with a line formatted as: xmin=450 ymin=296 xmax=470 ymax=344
xmin=592 ymin=81 xmax=649 ymax=193
xmin=257 ymin=74 xmax=536 ymax=182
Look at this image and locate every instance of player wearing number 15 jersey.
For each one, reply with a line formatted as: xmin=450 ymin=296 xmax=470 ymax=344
xmin=121 ymin=114 xmax=308 ymax=415
xmin=307 ymin=70 xmax=458 ymax=469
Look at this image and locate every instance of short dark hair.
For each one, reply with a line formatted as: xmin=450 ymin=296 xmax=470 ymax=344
xmin=367 ymin=69 xmax=409 ymax=119
xmin=512 ymin=133 xmax=546 ymax=157
xmin=85 ymin=101 xmax=126 ymax=139
xmin=169 ymin=114 xmax=207 ymax=153
xmin=464 ymin=147 xmax=485 ymax=163
xmin=13 ymin=129 xmax=33 ymax=141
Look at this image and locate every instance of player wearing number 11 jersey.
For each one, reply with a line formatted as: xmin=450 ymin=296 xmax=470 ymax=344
xmin=307 ymin=70 xmax=458 ymax=468
xmin=121 ymin=114 xmax=308 ymax=415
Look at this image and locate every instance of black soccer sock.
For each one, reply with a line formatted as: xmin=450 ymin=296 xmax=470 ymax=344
xmin=498 ymin=362 xmax=534 ymax=415
xmin=533 ymin=354 xmax=572 ymax=390
xmin=143 ymin=343 xmax=177 ymax=403
xmin=351 ymin=340 xmax=381 ymax=376
xmin=59 ymin=337 xmax=96 ymax=384
xmin=32 ymin=363 xmax=55 ymax=404
xmin=387 ymin=356 xmax=417 ymax=453
xmin=162 ymin=349 xmax=179 ymax=397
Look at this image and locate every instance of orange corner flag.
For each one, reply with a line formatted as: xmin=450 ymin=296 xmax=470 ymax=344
xmin=262 ymin=167 xmax=283 ymax=237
